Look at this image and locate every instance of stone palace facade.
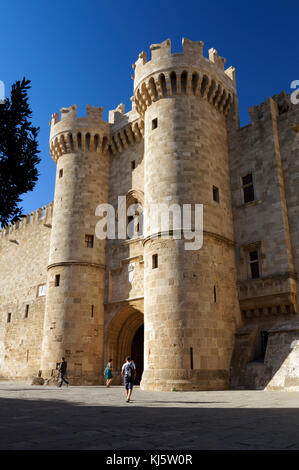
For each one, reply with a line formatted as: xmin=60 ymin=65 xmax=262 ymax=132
xmin=1 ymin=38 xmax=299 ymax=391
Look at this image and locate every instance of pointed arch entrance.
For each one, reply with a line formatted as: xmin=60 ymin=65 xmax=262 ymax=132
xmin=104 ymin=303 xmax=144 ymax=384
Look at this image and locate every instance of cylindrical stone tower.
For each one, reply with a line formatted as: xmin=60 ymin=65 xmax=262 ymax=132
xmin=40 ymin=104 xmax=110 ymax=384
xmin=134 ymin=38 xmax=241 ymax=391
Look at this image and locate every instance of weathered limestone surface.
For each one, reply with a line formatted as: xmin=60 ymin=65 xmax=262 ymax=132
xmin=0 ymin=38 xmax=299 ymax=391
xmin=228 ymin=91 xmax=299 ymax=390
xmin=0 ymin=204 xmax=53 ymax=379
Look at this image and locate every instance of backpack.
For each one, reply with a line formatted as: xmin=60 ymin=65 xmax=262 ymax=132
xmin=124 ymin=363 xmax=134 ymax=379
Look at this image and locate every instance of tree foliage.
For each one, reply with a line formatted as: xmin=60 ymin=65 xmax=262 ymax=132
xmin=0 ymin=78 xmax=40 ymax=226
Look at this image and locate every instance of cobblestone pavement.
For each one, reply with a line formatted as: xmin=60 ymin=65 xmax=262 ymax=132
xmin=0 ymin=381 xmax=299 ymax=450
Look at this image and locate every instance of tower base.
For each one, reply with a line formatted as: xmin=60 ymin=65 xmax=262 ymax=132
xmin=39 ymin=369 xmax=105 ymax=386
xmin=140 ymin=369 xmax=229 ymax=392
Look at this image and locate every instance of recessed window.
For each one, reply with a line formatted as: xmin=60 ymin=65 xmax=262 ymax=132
xmin=85 ymin=234 xmax=94 ymax=248
xmin=213 ymin=186 xmax=220 ymax=203
xmin=249 ymin=250 xmax=260 ymax=279
xmin=127 ymin=200 xmax=143 ymax=239
xmin=131 ymin=160 xmax=136 ymax=170
xmin=190 ymin=347 xmax=194 ymax=370
xmin=213 ymin=285 xmax=217 ymax=302
xmin=152 ymin=118 xmax=158 ymax=130
xmin=55 ymin=274 xmax=60 ymax=287
xmin=242 ymin=173 xmax=255 ymax=203
xmin=127 ymin=215 xmax=135 ymax=239
xmin=7 ymin=313 xmax=11 ymax=323
xmin=25 ymin=305 xmax=29 ymax=318
xmin=37 ymin=284 xmax=46 ymax=297
xmin=59 ymin=169 xmax=63 ymax=178
xmin=152 ymin=254 xmax=158 ymax=269
xmin=91 ymin=304 xmax=94 ymax=318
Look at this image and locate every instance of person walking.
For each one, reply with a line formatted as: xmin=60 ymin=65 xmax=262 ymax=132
xmin=58 ymin=357 xmax=69 ymax=388
xmin=121 ymin=357 xmax=136 ymax=402
xmin=105 ymin=358 xmax=113 ymax=388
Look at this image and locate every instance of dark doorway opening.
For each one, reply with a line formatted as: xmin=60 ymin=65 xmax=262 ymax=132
xmin=261 ymin=330 xmax=269 ymax=359
xmin=131 ymin=325 xmax=144 ymax=385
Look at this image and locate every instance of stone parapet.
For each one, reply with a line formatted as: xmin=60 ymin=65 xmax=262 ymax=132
xmin=49 ymin=104 xmax=110 ymax=162
xmin=0 ymin=202 xmax=53 ymax=241
xmin=133 ymin=38 xmax=236 ymax=118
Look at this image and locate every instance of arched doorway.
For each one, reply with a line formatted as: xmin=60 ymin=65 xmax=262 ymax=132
xmin=104 ymin=304 xmax=144 ymax=384
xmin=131 ymin=325 xmax=144 ymax=384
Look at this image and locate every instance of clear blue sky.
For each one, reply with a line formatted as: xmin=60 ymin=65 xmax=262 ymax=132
xmin=1 ymin=0 xmax=298 ymax=216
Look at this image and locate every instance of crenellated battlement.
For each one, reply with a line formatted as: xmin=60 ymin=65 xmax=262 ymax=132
xmin=49 ymin=104 xmax=111 ymax=162
xmin=50 ymin=104 xmax=104 ymax=127
xmin=0 ymin=202 xmax=53 ymax=241
xmin=110 ymin=119 xmax=144 ymax=155
xmin=132 ymin=38 xmax=236 ymax=117
xmin=133 ymin=37 xmax=236 ymax=88
xmin=246 ymin=91 xmax=299 ymax=128
xmin=109 ymin=107 xmax=144 ymax=155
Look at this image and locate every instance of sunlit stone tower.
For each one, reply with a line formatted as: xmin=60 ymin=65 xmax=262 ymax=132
xmin=40 ymin=105 xmax=110 ymax=384
xmin=133 ymin=38 xmax=241 ymax=391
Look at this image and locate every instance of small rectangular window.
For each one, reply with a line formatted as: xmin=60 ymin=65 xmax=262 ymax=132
xmin=152 ymin=254 xmax=158 ymax=269
xmin=91 ymin=304 xmax=94 ymax=318
xmin=37 ymin=284 xmax=46 ymax=297
xmin=59 ymin=169 xmax=63 ymax=178
xmin=190 ymin=347 xmax=194 ymax=370
xmin=249 ymin=250 xmax=260 ymax=279
xmin=152 ymin=118 xmax=158 ymax=130
xmin=85 ymin=234 xmax=94 ymax=248
xmin=55 ymin=274 xmax=60 ymax=287
xmin=25 ymin=305 xmax=29 ymax=318
xmin=131 ymin=160 xmax=136 ymax=170
xmin=213 ymin=285 xmax=217 ymax=302
xmin=7 ymin=313 xmax=11 ymax=323
xmin=242 ymin=173 xmax=255 ymax=203
xmin=213 ymin=186 xmax=220 ymax=203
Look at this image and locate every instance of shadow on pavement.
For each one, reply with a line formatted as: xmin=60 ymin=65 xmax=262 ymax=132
xmin=0 ymin=395 xmax=299 ymax=450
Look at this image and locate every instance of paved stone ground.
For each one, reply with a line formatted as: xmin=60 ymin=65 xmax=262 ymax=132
xmin=0 ymin=381 xmax=299 ymax=450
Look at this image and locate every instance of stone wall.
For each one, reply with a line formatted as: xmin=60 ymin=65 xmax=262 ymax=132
xmin=278 ymin=96 xmax=299 ymax=308
xmin=0 ymin=203 xmax=53 ymax=379
xmin=228 ymin=92 xmax=299 ymax=390
xmin=265 ymin=322 xmax=299 ymax=391
xmin=105 ymin=132 xmax=145 ymax=306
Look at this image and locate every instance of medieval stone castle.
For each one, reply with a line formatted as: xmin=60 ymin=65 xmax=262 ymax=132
xmin=0 ymin=38 xmax=299 ymax=391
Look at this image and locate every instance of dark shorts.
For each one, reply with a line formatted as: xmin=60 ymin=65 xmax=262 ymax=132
xmin=124 ymin=378 xmax=134 ymax=390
